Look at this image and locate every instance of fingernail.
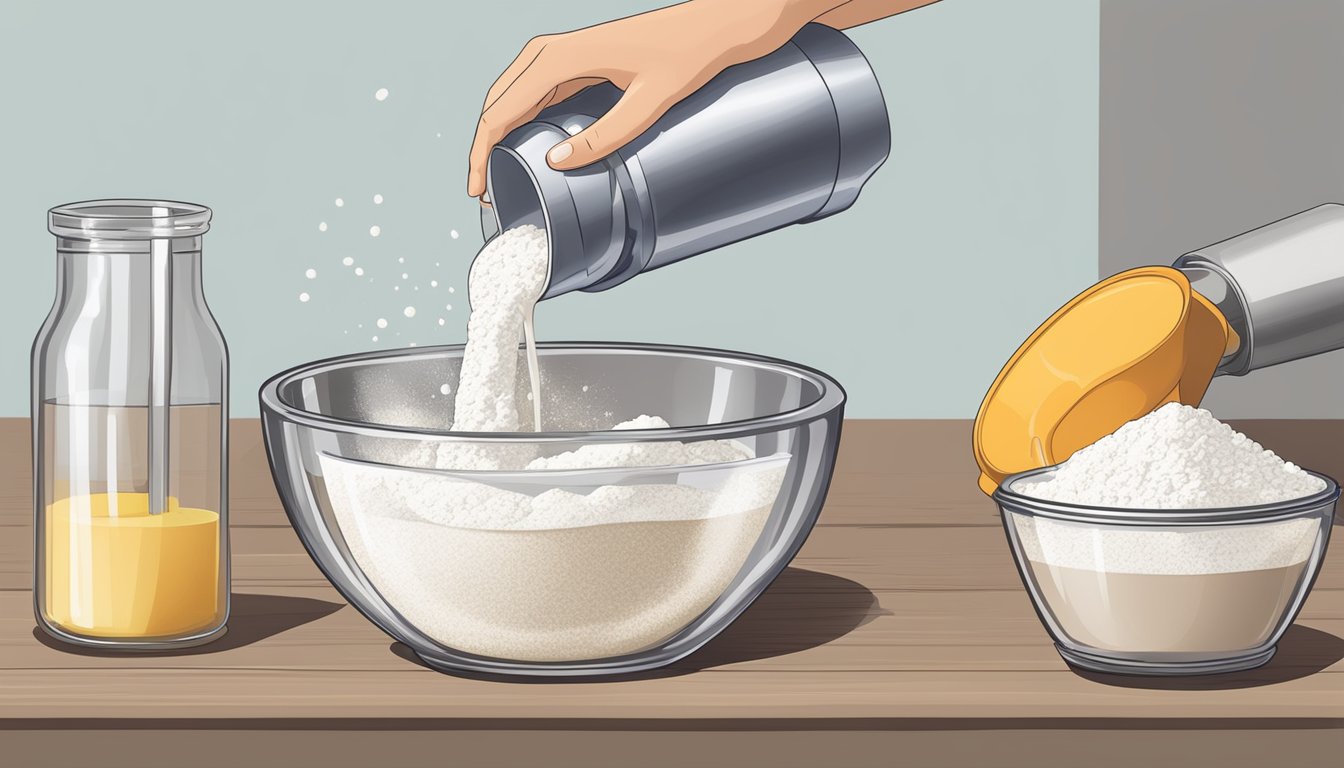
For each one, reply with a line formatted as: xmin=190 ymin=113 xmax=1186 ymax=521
xmin=481 ymin=191 xmax=491 ymax=204
xmin=548 ymin=142 xmax=573 ymax=164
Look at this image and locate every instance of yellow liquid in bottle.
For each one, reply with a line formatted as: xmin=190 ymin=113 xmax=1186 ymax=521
xmin=44 ymin=493 xmax=221 ymax=639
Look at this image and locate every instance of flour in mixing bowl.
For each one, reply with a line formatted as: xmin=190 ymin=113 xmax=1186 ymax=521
xmin=318 ymin=225 xmax=787 ymax=661
xmin=322 ymin=450 xmax=777 ymax=660
xmin=524 ymin=415 xmax=754 ymax=470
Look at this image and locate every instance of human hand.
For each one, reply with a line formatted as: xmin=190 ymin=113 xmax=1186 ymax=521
xmin=466 ymin=0 xmax=844 ymax=198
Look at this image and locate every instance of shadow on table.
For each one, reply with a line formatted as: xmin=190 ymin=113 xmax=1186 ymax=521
xmin=390 ymin=567 xmax=883 ymax=683
xmin=1074 ymin=625 xmax=1344 ymax=690
xmin=32 ymin=593 xmax=344 ymax=657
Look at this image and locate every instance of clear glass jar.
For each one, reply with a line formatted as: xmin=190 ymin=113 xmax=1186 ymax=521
xmin=34 ymin=200 xmax=229 ymax=648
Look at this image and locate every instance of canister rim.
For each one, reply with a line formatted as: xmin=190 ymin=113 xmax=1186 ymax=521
xmin=49 ymin=199 xmax=212 ymax=240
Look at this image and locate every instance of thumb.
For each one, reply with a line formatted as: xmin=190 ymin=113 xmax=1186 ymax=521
xmin=546 ymin=84 xmax=670 ymax=170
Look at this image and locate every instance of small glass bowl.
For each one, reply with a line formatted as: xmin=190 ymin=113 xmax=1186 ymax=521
xmin=994 ymin=466 xmax=1338 ymax=675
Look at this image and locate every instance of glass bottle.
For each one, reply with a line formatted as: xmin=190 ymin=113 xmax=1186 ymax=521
xmin=34 ymin=200 xmax=229 ymax=648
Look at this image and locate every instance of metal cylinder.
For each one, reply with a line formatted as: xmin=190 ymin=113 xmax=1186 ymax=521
xmin=482 ymin=23 xmax=891 ymax=300
xmin=1175 ymin=203 xmax=1344 ymax=376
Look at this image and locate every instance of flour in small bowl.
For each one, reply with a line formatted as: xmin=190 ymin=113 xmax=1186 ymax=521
xmin=1014 ymin=403 xmax=1324 ymax=509
xmin=1004 ymin=404 xmax=1331 ymax=654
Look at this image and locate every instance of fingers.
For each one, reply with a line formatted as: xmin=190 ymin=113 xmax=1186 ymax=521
xmin=467 ymin=84 xmax=554 ymax=197
xmin=546 ymin=80 xmax=681 ymax=170
xmin=466 ymin=130 xmax=494 ymax=198
xmin=548 ymin=77 xmax=605 ymax=109
xmin=468 ymin=36 xmax=565 ymax=197
xmin=468 ymin=76 xmax=605 ymax=197
xmin=482 ymin=35 xmax=550 ymax=114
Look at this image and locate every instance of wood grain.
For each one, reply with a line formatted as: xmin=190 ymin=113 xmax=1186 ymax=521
xmin=2 ymin=419 xmax=1341 ymax=766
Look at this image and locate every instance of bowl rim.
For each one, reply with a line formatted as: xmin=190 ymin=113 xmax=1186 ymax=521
xmin=995 ymin=464 xmax=1341 ymax=524
xmin=258 ymin=341 xmax=847 ymax=443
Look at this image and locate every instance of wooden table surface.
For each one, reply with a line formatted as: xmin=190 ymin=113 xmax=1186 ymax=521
xmin=2 ymin=418 xmax=1340 ymax=767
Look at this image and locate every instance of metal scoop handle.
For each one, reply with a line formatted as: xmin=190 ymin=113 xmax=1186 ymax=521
xmin=1176 ymin=203 xmax=1344 ymax=376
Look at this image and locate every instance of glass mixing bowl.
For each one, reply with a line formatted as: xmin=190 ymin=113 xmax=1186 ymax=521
xmin=259 ymin=342 xmax=844 ymax=677
xmin=995 ymin=466 xmax=1338 ymax=675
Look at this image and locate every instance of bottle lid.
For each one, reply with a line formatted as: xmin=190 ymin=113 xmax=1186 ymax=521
xmin=49 ymin=199 xmax=211 ymax=240
xmin=972 ymin=266 xmax=1235 ymax=495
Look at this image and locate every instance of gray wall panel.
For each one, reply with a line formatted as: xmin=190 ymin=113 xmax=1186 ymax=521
xmin=1100 ymin=0 xmax=1344 ymax=416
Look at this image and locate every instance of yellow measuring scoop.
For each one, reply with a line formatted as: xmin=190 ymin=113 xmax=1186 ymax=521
xmin=973 ymin=266 xmax=1239 ymax=495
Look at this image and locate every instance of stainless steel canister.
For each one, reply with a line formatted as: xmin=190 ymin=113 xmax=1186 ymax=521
xmin=481 ymin=23 xmax=890 ymax=299
xmin=1175 ymin=203 xmax=1344 ymax=375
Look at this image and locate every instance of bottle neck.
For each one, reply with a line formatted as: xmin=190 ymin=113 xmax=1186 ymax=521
xmin=56 ymin=240 xmax=205 ymax=311
xmin=43 ymin=238 xmax=223 ymax=408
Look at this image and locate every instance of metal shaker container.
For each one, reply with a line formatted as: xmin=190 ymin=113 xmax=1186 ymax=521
xmin=1174 ymin=203 xmax=1344 ymax=375
xmin=482 ymin=23 xmax=890 ymax=299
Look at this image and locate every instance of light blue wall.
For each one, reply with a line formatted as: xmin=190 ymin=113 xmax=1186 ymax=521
xmin=0 ymin=0 xmax=1098 ymax=417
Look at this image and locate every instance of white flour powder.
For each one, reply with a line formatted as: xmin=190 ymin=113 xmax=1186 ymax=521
xmin=1010 ymin=403 xmax=1326 ymax=577
xmin=449 ymin=224 xmax=548 ymax=435
xmin=319 ymin=225 xmax=786 ymax=661
xmin=1011 ymin=513 xmax=1320 ymax=575
xmin=1015 ymin=403 xmax=1324 ymax=509
xmin=525 ymin=415 xmax=754 ymax=470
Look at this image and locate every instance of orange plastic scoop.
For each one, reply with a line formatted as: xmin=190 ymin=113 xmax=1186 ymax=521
xmin=973 ymin=266 xmax=1239 ymax=495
